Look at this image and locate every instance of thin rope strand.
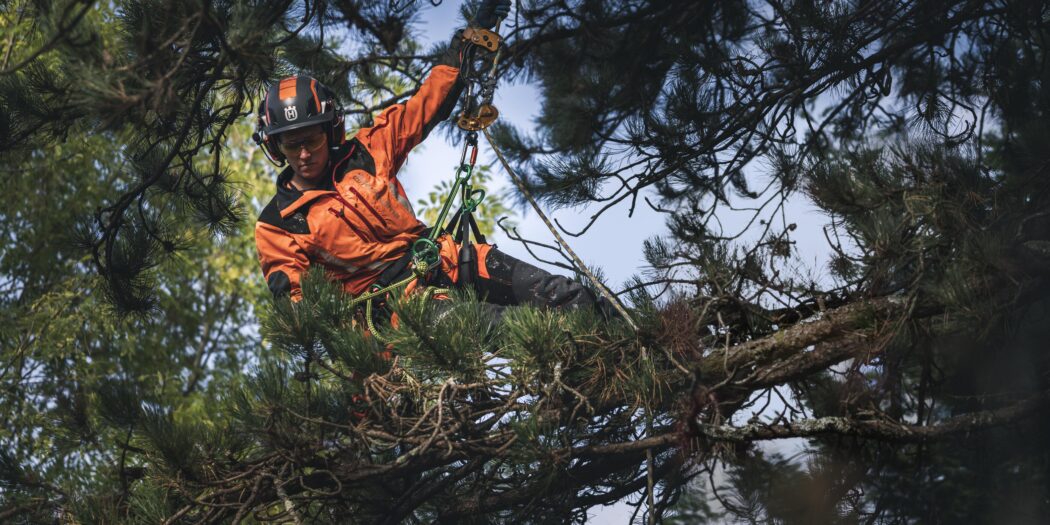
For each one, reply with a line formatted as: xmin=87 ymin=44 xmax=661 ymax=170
xmin=483 ymin=128 xmax=639 ymax=331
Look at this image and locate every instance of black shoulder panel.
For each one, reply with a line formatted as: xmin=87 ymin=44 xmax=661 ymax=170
xmin=421 ymin=31 xmax=467 ymax=141
xmin=258 ymin=196 xmax=310 ymax=234
xmin=267 ymin=270 xmax=292 ymax=298
xmin=258 ymin=196 xmax=283 ymax=227
xmin=333 ymin=139 xmax=376 ymax=183
xmin=421 ymin=75 xmax=465 ymax=143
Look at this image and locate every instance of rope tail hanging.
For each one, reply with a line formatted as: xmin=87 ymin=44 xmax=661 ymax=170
xmin=483 ymin=128 xmax=639 ymax=332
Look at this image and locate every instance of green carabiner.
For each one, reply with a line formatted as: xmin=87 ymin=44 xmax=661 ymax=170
xmin=459 ymin=163 xmax=474 ymax=180
xmin=463 ymin=188 xmax=486 ymax=212
xmin=412 ymin=237 xmax=440 ymax=269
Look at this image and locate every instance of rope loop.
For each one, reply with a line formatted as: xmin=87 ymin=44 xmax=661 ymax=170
xmin=463 ymin=189 xmax=486 ymax=213
xmin=411 ymin=237 xmax=440 ymax=270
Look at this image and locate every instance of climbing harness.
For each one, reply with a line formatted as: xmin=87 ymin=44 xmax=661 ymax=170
xmin=356 ymin=20 xmax=506 ymax=341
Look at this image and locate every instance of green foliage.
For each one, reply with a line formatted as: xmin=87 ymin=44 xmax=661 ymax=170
xmin=386 ymin=289 xmax=497 ymax=380
xmin=5 ymin=0 xmax=1050 ymax=522
xmin=123 ymin=264 xmax=667 ymax=521
xmin=0 ymin=8 xmax=272 ymax=513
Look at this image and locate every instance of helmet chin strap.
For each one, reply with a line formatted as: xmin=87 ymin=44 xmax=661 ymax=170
xmin=253 ymin=130 xmax=286 ymax=167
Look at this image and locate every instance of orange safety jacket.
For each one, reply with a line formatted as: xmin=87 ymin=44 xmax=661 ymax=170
xmin=254 ymin=60 xmax=469 ymax=301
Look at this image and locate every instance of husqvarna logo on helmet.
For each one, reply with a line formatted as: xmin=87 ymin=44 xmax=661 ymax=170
xmin=284 ymin=105 xmax=298 ymax=121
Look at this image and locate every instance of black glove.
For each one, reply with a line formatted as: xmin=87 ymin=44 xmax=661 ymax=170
xmin=474 ymin=0 xmax=511 ymax=29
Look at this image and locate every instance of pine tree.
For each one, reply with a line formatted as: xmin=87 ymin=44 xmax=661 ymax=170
xmin=0 ymin=5 xmax=274 ymax=520
xmin=0 ymin=111 xmax=271 ymax=521
xmin=4 ymin=0 xmax=1050 ymax=523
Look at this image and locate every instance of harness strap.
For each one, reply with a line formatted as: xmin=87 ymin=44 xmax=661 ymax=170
xmin=467 ymin=211 xmax=486 ymax=245
xmin=457 ymin=219 xmax=477 ymax=288
xmin=372 ymin=249 xmax=416 ymax=290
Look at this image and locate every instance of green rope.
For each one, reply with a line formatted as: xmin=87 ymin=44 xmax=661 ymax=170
xmin=429 ymin=164 xmax=473 ymax=241
xmin=347 ymin=272 xmax=418 ymax=309
xmin=363 ymin=282 xmax=453 ymax=343
xmin=364 ymin=296 xmax=385 ymax=343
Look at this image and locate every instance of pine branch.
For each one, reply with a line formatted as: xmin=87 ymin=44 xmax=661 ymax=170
xmin=696 ymin=390 xmax=1050 ymax=443
xmin=701 ymin=296 xmax=906 ymax=377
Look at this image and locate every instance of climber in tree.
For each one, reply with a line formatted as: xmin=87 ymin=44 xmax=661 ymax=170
xmin=252 ymin=0 xmax=602 ymax=319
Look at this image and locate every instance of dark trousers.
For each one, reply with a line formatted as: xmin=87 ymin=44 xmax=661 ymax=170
xmin=429 ymin=246 xmax=605 ymax=317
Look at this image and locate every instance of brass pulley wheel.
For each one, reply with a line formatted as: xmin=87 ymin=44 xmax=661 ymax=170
xmin=461 ymin=27 xmax=501 ymax=52
xmin=457 ymin=104 xmax=499 ymax=131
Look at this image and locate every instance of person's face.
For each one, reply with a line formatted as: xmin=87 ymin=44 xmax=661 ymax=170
xmin=278 ymin=125 xmax=329 ymax=185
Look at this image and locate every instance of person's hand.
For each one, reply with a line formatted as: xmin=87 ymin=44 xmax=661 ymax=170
xmin=474 ymin=0 xmax=511 ymax=29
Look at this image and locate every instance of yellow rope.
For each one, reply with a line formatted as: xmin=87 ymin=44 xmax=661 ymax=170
xmin=356 ymin=256 xmax=452 ymax=343
xmin=363 ymin=283 xmax=452 ymax=343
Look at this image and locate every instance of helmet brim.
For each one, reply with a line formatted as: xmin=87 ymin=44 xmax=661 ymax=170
xmin=265 ymin=113 xmax=335 ymax=137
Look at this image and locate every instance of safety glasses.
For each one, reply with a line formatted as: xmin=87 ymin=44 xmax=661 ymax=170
xmin=277 ymin=133 xmax=327 ymax=157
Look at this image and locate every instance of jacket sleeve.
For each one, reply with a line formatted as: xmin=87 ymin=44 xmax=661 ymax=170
xmin=358 ymin=32 xmax=466 ymax=179
xmin=255 ymin=221 xmax=309 ymax=302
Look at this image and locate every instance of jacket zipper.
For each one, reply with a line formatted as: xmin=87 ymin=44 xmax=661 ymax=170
xmin=331 ymin=202 xmax=382 ymax=241
xmin=346 ymin=186 xmax=390 ymax=228
xmin=327 ymin=207 xmax=378 ymax=241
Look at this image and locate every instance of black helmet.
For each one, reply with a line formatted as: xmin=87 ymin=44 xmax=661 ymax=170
xmin=253 ymin=76 xmax=346 ymax=165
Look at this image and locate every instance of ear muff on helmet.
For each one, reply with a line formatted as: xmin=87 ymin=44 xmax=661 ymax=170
xmin=253 ymin=76 xmax=345 ymax=167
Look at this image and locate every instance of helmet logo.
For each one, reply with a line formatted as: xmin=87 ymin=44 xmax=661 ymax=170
xmin=284 ymin=105 xmax=298 ymax=121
